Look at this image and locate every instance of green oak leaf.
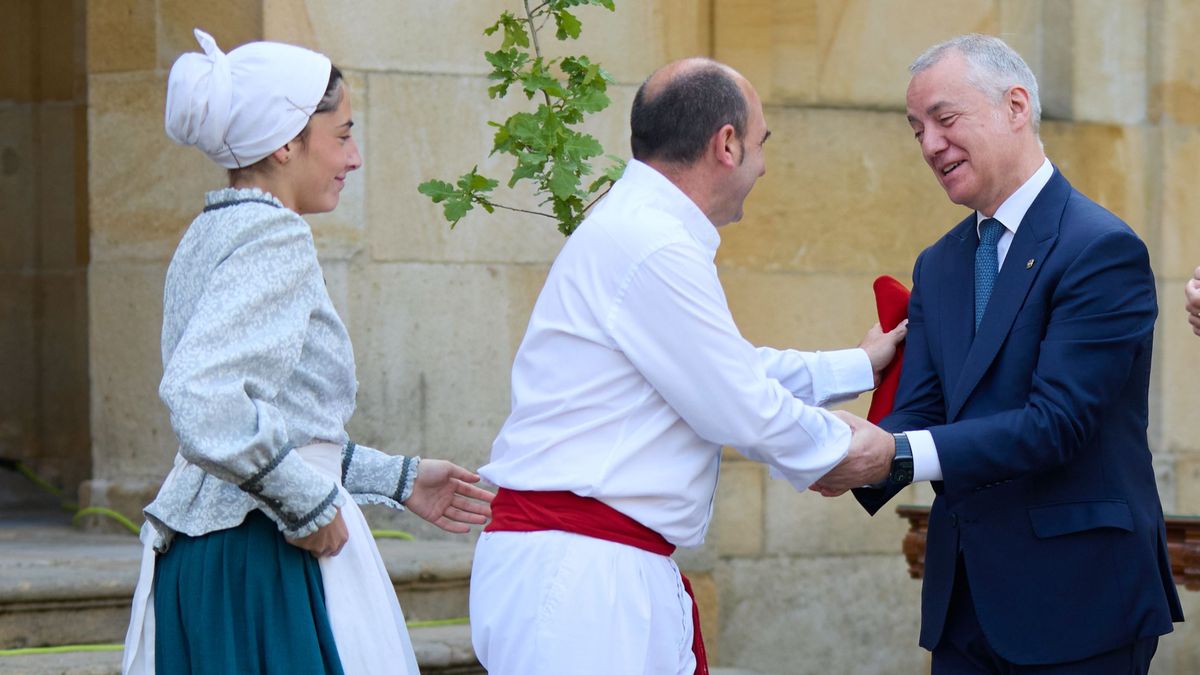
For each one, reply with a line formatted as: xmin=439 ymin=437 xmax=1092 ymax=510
xmin=416 ymin=179 xmax=456 ymax=202
xmin=547 ymin=161 xmax=581 ymax=199
xmin=553 ymin=10 xmax=583 ymax=40
xmin=483 ymin=11 xmax=530 ymax=49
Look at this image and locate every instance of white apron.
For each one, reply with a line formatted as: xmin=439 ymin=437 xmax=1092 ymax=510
xmin=123 ymin=443 xmax=419 ymax=674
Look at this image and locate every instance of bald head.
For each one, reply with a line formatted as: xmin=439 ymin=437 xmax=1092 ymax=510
xmin=631 ymin=58 xmax=750 ymax=165
xmin=640 ymin=57 xmax=741 ymax=99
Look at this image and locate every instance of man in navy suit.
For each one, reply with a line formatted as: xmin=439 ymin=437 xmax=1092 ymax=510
xmin=815 ymin=34 xmax=1183 ymax=673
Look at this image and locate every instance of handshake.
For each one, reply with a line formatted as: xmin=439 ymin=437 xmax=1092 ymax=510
xmin=809 ymin=411 xmax=895 ymax=497
xmin=808 ymin=317 xmax=907 ymax=498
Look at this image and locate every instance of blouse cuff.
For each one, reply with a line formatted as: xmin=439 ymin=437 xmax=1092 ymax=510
xmin=237 ymin=444 xmax=345 ymax=538
xmin=340 ymin=441 xmax=422 ymax=511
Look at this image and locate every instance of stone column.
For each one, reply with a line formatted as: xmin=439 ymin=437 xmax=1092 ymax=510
xmin=1152 ymin=2 xmax=1200 ymax=673
xmin=0 ymin=0 xmax=90 ymax=514
xmin=81 ymin=0 xmax=263 ymax=522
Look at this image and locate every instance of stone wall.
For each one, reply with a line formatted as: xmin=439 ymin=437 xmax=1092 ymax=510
xmin=77 ymin=1 xmax=1200 ymax=673
xmin=0 ymin=0 xmax=89 ymax=511
xmin=707 ymin=1 xmax=1200 ymax=672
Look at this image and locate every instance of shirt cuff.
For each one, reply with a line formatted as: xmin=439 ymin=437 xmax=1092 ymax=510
xmin=907 ymin=429 xmax=942 ymax=482
xmin=816 ymin=348 xmax=876 ymax=405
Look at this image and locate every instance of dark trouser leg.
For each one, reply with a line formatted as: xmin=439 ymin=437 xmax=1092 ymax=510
xmin=932 ymin=556 xmax=1005 ymax=674
xmin=1011 ymin=638 xmax=1157 ymax=675
xmin=932 ymin=555 xmax=1158 ymax=675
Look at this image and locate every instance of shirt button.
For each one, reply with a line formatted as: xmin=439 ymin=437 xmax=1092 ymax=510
xmin=950 ymin=513 xmax=959 ymax=527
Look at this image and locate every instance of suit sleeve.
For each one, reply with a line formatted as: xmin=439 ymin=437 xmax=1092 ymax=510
xmin=929 ymin=228 xmax=1155 ymax=496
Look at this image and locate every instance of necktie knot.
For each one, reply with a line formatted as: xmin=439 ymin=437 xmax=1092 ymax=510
xmin=974 ymin=218 xmax=1003 ymax=331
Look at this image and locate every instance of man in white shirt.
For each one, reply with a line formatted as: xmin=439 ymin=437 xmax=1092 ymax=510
xmin=469 ymin=57 xmax=903 ymax=675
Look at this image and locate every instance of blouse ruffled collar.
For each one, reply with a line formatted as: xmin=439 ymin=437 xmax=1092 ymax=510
xmin=203 ymin=186 xmax=286 ymax=210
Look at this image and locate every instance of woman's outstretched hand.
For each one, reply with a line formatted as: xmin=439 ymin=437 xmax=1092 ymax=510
xmin=403 ymin=459 xmax=495 ymax=533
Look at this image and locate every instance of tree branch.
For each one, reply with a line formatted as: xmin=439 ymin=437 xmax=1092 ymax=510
xmin=486 ymin=201 xmax=558 ymax=219
xmin=582 ymin=182 xmax=615 ymax=213
xmin=523 ymin=0 xmax=553 ymax=108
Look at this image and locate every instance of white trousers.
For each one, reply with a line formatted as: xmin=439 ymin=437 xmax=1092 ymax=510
xmin=469 ymin=529 xmax=696 ymax=675
xmin=123 ymin=443 xmax=417 ymax=675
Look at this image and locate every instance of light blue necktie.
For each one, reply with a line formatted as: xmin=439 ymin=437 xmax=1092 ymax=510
xmin=974 ymin=218 xmax=1004 ymax=331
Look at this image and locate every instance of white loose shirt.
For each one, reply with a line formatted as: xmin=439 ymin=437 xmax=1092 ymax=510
xmin=480 ymin=160 xmax=874 ymax=547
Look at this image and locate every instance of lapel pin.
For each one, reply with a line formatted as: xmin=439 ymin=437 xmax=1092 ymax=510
xmin=1026 ymin=258 xmax=1035 ymax=269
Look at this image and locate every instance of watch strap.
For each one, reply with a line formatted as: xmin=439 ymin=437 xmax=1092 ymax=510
xmin=890 ymin=432 xmax=914 ymax=486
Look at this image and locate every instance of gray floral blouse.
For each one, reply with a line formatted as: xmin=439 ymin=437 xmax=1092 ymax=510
xmin=143 ymin=187 xmax=418 ymax=551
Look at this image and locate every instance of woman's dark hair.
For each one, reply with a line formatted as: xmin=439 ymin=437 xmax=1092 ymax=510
xmin=299 ymin=65 xmax=345 ymax=140
xmin=321 ymin=65 xmax=345 ymax=111
xmin=630 ymin=65 xmax=747 ymax=165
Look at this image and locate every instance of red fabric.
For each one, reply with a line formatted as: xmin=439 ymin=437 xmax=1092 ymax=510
xmin=866 ymin=275 xmax=911 ymax=424
xmin=486 ymin=488 xmax=708 ymax=675
xmin=486 ymin=488 xmax=674 ymax=554
xmin=679 ymin=574 xmax=709 ymax=675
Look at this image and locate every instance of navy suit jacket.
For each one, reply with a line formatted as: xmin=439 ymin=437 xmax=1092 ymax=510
xmin=854 ymin=168 xmax=1183 ymax=665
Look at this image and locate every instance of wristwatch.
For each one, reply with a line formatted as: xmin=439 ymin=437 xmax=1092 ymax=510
xmin=889 ymin=432 xmax=914 ymax=486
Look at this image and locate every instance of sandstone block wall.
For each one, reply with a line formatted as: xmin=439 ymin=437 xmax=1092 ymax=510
xmin=1 ymin=0 xmax=89 ymax=508
xmin=75 ymin=1 xmax=1200 ymax=672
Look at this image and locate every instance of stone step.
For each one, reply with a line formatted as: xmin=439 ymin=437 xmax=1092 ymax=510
xmin=0 ymin=641 xmax=764 ymax=675
xmin=0 ymin=623 xmax=482 ymax=674
xmin=410 ymin=624 xmax=485 ymax=675
xmin=377 ymin=538 xmax=473 ymax=623
xmin=0 ymin=649 xmax=119 ymax=675
xmin=0 ymin=525 xmax=474 ymax=650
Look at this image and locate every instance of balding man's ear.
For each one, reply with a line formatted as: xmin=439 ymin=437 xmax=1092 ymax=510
xmin=712 ymin=123 xmax=739 ymax=168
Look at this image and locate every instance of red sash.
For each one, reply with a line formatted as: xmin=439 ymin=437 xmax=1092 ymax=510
xmin=486 ymin=488 xmax=709 ymax=675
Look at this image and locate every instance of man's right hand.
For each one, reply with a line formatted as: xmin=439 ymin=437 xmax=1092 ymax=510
xmin=811 ymin=410 xmax=894 ymax=496
xmin=858 ymin=321 xmax=909 ymax=386
xmin=1186 ymin=266 xmax=1200 ymax=336
xmin=288 ymin=509 xmax=349 ymax=558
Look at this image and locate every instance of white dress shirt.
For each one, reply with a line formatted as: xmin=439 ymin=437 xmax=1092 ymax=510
xmin=908 ymin=157 xmax=1053 ymax=482
xmin=480 ymin=159 xmax=874 ymax=546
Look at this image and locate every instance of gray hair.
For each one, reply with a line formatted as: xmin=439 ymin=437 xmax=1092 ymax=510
xmin=911 ymin=34 xmax=1041 ymax=133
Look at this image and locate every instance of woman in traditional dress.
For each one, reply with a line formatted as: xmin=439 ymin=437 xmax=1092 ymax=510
xmin=122 ymin=28 xmax=493 ymax=675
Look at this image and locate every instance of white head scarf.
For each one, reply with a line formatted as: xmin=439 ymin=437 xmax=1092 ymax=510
xmin=164 ymin=29 xmax=333 ymax=169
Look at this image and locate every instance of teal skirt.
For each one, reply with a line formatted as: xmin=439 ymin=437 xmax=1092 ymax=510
xmin=153 ymin=510 xmax=345 ymax=674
